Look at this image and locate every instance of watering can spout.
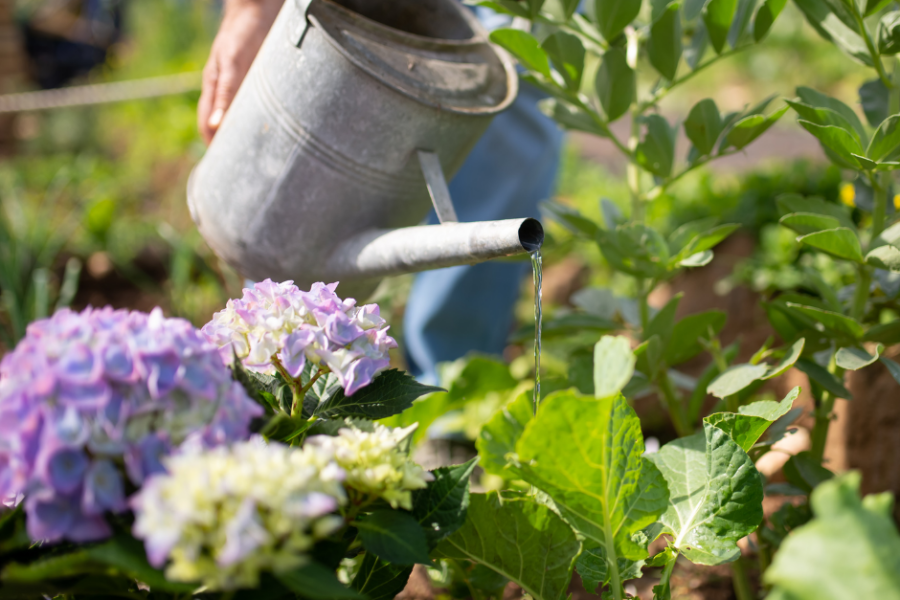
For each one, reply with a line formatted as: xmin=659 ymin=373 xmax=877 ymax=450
xmin=324 ymin=218 xmax=543 ymax=284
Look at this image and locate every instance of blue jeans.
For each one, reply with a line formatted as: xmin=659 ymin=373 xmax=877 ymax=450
xmin=403 ymin=84 xmax=563 ymax=384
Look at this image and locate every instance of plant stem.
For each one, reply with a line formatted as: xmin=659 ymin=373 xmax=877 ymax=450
xmin=656 ymin=554 xmax=677 ymax=598
xmin=658 ymin=369 xmax=693 ymax=437
xmin=638 ymin=47 xmax=746 ymax=113
xmin=891 ymin=57 xmax=900 ymax=115
xmin=852 ymin=8 xmax=892 ymax=89
xmin=810 ymin=355 xmax=844 ymax=463
xmin=645 ymin=149 xmax=740 ymax=201
xmin=851 ymin=264 xmax=871 ymax=321
xmin=731 ymin=555 xmax=754 ymax=600
xmin=873 ymin=174 xmax=888 ymax=240
xmin=604 ymin=527 xmax=625 ymax=600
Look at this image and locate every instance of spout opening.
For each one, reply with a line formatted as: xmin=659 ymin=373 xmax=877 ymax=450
xmin=518 ymin=218 xmax=544 ymax=253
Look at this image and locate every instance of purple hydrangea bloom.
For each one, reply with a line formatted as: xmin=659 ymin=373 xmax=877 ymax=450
xmin=0 ymin=307 xmax=262 ymax=543
xmin=202 ymin=280 xmax=397 ymax=396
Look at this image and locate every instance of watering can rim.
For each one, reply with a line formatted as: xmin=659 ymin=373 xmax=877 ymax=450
xmin=309 ymin=0 xmax=519 ymax=116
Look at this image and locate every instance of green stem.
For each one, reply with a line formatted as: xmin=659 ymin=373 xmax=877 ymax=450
xmin=891 ymin=57 xmax=900 ymax=115
xmin=873 ymin=174 xmax=888 ymax=240
xmin=731 ymin=555 xmax=754 ymax=600
xmin=810 ymin=356 xmax=844 ymax=463
xmin=272 ymin=358 xmax=305 ymax=415
xmin=628 ymin=107 xmax=642 ymax=221
xmin=604 ymin=526 xmax=625 ymax=600
xmin=658 ymin=369 xmax=693 ymax=437
xmin=852 ymin=8 xmax=892 ymax=89
xmin=656 ymin=554 xmax=677 ymax=598
xmin=851 ymin=264 xmax=871 ymax=321
xmin=638 ymin=47 xmax=746 ymax=113
xmin=645 ymin=149 xmax=741 ymax=201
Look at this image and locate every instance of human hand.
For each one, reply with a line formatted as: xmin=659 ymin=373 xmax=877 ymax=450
xmin=198 ymin=0 xmax=284 ymax=144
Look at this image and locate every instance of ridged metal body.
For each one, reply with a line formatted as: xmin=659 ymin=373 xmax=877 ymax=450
xmin=188 ymin=0 xmax=532 ymax=298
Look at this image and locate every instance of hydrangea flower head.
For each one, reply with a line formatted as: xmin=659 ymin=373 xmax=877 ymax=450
xmin=0 ymin=307 xmax=262 ymax=543
xmin=306 ymin=423 xmax=432 ymax=510
xmin=202 ymin=280 xmax=397 ymax=396
xmin=131 ymin=437 xmax=346 ymax=590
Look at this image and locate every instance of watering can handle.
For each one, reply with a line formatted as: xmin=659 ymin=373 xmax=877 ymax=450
xmin=417 ymin=150 xmax=459 ymax=224
xmin=289 ymin=0 xmax=315 ymax=46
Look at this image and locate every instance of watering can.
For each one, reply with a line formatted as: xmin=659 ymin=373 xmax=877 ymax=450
xmin=187 ymin=0 xmax=544 ymax=299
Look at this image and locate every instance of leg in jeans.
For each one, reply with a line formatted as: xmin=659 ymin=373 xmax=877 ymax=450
xmin=403 ymin=84 xmax=563 ymax=384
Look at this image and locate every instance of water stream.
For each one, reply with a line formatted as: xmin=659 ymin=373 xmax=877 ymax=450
xmin=531 ymin=248 xmax=543 ymax=415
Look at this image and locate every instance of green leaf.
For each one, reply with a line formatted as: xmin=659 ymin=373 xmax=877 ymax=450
xmin=863 ymin=319 xmax=900 ymax=344
xmin=776 ymin=193 xmax=853 ymax=227
xmin=786 ymin=101 xmax=863 ymax=145
xmin=880 ymin=356 xmax=900 ymax=384
xmin=542 ymin=98 xmax=608 ymax=137
xmin=727 ymin=106 xmax=788 ymax=150
xmin=793 ymin=0 xmax=873 ymax=65
xmin=648 ymin=2 xmax=683 ymax=80
xmin=680 ymin=249 xmax=714 ymax=266
xmin=576 ymin=546 xmax=644 ymax=593
xmin=762 ymin=338 xmax=806 ymax=379
xmin=315 ymin=369 xmax=442 ymax=420
xmin=594 ymin=0 xmax=643 ymax=41
xmin=795 ymin=358 xmax=852 ymax=399
xmin=351 ymin=554 xmax=411 ymax=600
xmin=797 ymin=228 xmax=863 ymax=262
xmin=476 ymin=392 xmax=533 ymax=477
xmin=704 ymin=387 xmax=799 ymax=452
xmin=489 ymin=29 xmax=551 ymax=78
xmin=593 ymin=335 xmax=636 ymax=398
xmin=779 ymin=212 xmax=843 ymax=235
xmin=542 ymin=32 xmax=586 ymax=91
xmin=866 ymin=0 xmax=894 ymax=16
xmin=782 ymin=451 xmax=835 ymax=494
xmin=765 ymin=472 xmax=900 ymax=599
xmin=867 ymin=114 xmax=900 ymax=162
xmin=516 ymin=392 xmax=669 ymax=559
xmin=665 ymin=310 xmax=727 ymax=366
xmin=635 ymin=335 xmax=665 ymax=378
xmin=648 ymin=423 xmax=764 ymax=565
xmin=434 ymin=492 xmax=581 ymax=600
xmin=797 ymin=121 xmax=867 ymax=166
xmin=685 ymin=19 xmax=709 ymax=67
xmin=596 ymin=47 xmax=635 ymax=122
xmin=754 ymin=0 xmax=788 ymax=40
xmin=860 ymin=78 xmax=889 ymax=128
xmin=279 ymin=562 xmax=365 ymax=599
xmin=866 ymin=243 xmax=900 ymax=270
xmin=707 ymin=363 xmax=769 ymax=398
xmin=412 ymin=458 xmax=478 ymax=548
xmin=684 ymin=99 xmax=723 ymax=156
xmin=356 ymin=509 xmax=432 ymax=566
xmin=704 ymin=0 xmax=738 ymax=53
xmin=86 ymin=535 xmax=195 ymax=593
xmin=472 ymin=0 xmax=532 ymax=17
xmin=636 ymin=114 xmax=677 ymax=177
xmin=835 ymin=345 xmax=883 ymax=370
xmin=645 ymin=293 xmax=682 ymax=350
xmin=540 ymin=199 xmax=600 ymax=237
xmin=879 ymin=11 xmax=900 ymax=54
xmin=796 ymin=87 xmax=868 ymax=141
xmin=785 ymin=303 xmax=865 ymax=339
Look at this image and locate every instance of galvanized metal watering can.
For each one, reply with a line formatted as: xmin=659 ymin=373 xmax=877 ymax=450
xmin=187 ymin=0 xmax=544 ymax=299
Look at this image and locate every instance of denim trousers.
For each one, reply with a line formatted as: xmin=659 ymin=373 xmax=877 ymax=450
xmin=403 ymin=84 xmax=563 ymax=384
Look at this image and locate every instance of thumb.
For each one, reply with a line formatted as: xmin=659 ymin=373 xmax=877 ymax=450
xmin=207 ymin=68 xmax=241 ymax=131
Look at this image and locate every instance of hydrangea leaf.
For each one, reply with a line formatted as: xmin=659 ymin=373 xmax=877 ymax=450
xmin=515 ymin=391 xmax=669 ymax=560
xmin=314 ymin=369 xmax=442 ymax=420
xmin=648 ymin=422 xmax=764 ymax=565
xmin=351 ymin=554 xmax=412 ymax=600
xmin=576 ymin=546 xmax=644 ymax=594
xmin=765 ymin=472 xmax=900 ymax=599
xmin=433 ymin=492 xmax=581 ymax=600
xmin=593 ymin=335 xmax=636 ymax=398
xmin=704 ymin=387 xmax=800 ymax=452
xmin=356 ymin=509 xmax=432 ymax=566
xmin=476 ymin=391 xmax=532 ymax=477
xmin=279 ymin=562 xmax=365 ymax=599
xmin=412 ymin=457 xmax=478 ymax=548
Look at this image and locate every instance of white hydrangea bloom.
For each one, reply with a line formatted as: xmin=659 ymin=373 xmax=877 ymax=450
xmin=305 ymin=423 xmax=433 ymax=510
xmin=131 ymin=437 xmax=346 ymax=590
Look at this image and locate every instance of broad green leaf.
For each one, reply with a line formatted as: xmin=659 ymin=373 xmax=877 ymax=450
xmin=786 ymin=101 xmax=862 ymax=144
xmin=86 ymin=535 xmax=195 ymax=593
xmin=879 ymin=11 xmax=900 ymax=54
xmin=727 ymin=0 xmax=757 ymax=47
xmin=762 ymin=338 xmax=806 ymax=379
xmin=863 ymin=319 xmax=900 ymax=344
xmin=779 ymin=212 xmax=842 ymax=235
xmin=765 ymin=472 xmax=900 ymax=600
xmin=280 ymin=562 xmax=364 ymax=599
xmin=476 ymin=392 xmax=532 ymax=477
xmin=867 ymin=115 xmax=900 ymax=162
xmin=542 ymin=99 xmax=609 ymax=137
xmin=412 ymin=458 xmax=478 ymax=547
xmin=782 ymin=451 xmax=835 ymax=494
xmin=593 ymin=335 xmax=636 ymax=398
xmin=516 ymin=392 xmax=669 ymax=559
xmin=665 ymin=310 xmax=727 ymax=366
xmin=560 ymin=0 xmax=581 ymax=18
xmin=601 ymin=197 xmax=626 ymax=228
xmin=680 ymin=224 xmax=740 ymax=259
xmin=707 ymin=363 xmax=769 ymax=398
xmin=727 ymin=106 xmax=788 ymax=149
xmin=792 ymin=0 xmax=873 ymax=66
xmin=540 ymin=199 xmax=599 ymax=237
xmin=645 ymin=293 xmax=682 ymax=349
xmin=704 ymin=387 xmax=800 ymax=452
xmin=315 ymin=369 xmax=442 ymax=420
xmin=636 ymin=114 xmax=677 ymax=177
xmin=594 ymin=0 xmax=643 ymax=41
xmin=635 ymin=335 xmax=665 ymax=378
xmin=472 ymin=0 xmax=532 ymax=17
xmin=797 ymin=228 xmax=863 ymax=262
xmin=860 ymin=78 xmax=889 ymax=128
xmin=672 ymin=217 xmax=719 ymax=256
xmin=680 ymin=250 xmax=714 ymax=266
xmin=880 ymin=356 xmax=900 ymax=384
xmin=754 ymin=0 xmax=788 ymax=40
xmin=835 ymin=344 xmax=883 ymax=370
xmin=490 ymin=29 xmax=551 ymax=78
xmin=685 ymin=19 xmax=709 ymax=67
xmin=776 ymin=193 xmax=854 ymax=228
xmin=867 ymin=0 xmax=894 ymax=16
xmin=596 ymin=48 xmax=635 ymax=122
xmin=684 ymin=99 xmax=723 ymax=156
xmin=866 ymin=243 xmax=900 ymax=270
xmin=542 ymin=32 xmax=585 ymax=92
xmin=648 ymin=2 xmax=683 ymax=80
xmin=795 ymin=358 xmax=852 ymax=399
xmin=785 ymin=303 xmax=865 ymax=339
xmin=796 ymin=87 xmax=868 ymax=141
xmin=703 ymin=0 xmax=738 ymax=53
xmin=356 ymin=510 xmax=432 ymax=566
xmin=649 ymin=423 xmax=764 ymax=565
xmin=797 ymin=121 xmax=867 ymax=166
xmin=351 ymin=554 xmax=411 ymax=600
xmin=576 ymin=546 xmax=644 ymax=593
xmin=434 ymin=493 xmax=581 ymax=600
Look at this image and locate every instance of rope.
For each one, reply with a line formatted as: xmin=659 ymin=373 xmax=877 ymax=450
xmin=0 ymin=72 xmax=202 ymax=114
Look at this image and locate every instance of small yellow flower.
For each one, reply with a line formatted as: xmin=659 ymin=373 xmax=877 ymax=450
xmin=893 ymin=194 xmax=900 ymax=211
xmin=839 ymin=182 xmax=855 ymax=208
